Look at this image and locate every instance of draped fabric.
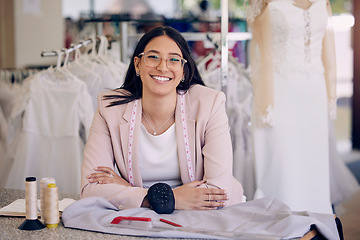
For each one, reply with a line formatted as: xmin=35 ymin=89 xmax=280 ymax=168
xmin=62 ymin=196 xmax=340 ymax=240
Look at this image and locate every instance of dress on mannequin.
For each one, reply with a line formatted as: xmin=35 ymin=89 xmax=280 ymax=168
xmin=247 ymin=0 xmax=337 ymax=214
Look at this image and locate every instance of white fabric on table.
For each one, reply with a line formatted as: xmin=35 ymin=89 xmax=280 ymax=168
xmin=62 ymin=196 xmax=339 ymax=239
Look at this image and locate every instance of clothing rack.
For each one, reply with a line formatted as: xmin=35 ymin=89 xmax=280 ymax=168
xmin=84 ymin=20 xmax=251 ymax=63
xmin=0 ymin=40 xmax=95 ymax=84
xmin=82 ymin=0 xmax=250 ymax=91
xmin=0 ymin=68 xmax=43 ymax=84
xmin=40 ymin=39 xmax=93 ymax=57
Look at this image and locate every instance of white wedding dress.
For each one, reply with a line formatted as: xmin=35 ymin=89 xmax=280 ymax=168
xmin=4 ymin=70 xmax=94 ymax=194
xmin=252 ymin=0 xmax=333 ymax=214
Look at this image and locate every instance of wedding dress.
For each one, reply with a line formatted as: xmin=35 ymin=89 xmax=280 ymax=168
xmin=248 ymin=0 xmax=336 ymax=214
xmin=4 ymin=69 xmax=94 ymax=194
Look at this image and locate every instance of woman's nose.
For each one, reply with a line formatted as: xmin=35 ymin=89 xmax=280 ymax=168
xmin=156 ymin=58 xmax=168 ymax=71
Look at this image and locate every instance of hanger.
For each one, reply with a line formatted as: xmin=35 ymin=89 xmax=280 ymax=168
xmin=197 ymin=34 xmax=221 ymax=71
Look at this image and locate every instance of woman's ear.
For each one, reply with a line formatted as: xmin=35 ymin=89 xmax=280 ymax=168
xmin=134 ymin=56 xmax=140 ymax=73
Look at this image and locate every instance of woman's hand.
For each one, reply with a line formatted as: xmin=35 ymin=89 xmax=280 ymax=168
xmin=172 ymin=181 xmax=229 ymax=210
xmin=86 ymin=166 xmax=132 ymax=186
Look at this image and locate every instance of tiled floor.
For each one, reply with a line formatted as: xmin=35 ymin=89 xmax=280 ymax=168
xmin=338 ymin=148 xmax=360 ymax=240
xmin=337 ymin=186 xmax=360 ymax=240
xmin=334 ymin=101 xmax=360 ymax=240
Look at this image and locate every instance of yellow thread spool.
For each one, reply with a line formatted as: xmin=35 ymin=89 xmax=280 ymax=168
xmin=44 ymin=183 xmax=59 ymax=228
xmin=40 ymin=177 xmax=55 ymax=222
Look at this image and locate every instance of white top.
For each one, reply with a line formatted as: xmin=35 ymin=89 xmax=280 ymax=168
xmin=138 ymin=123 xmax=181 ymax=189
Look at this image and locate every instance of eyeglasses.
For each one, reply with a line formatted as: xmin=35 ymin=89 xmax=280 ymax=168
xmin=138 ymin=52 xmax=187 ymax=71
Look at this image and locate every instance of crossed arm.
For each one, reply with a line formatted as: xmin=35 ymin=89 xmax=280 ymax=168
xmin=86 ymin=166 xmax=229 ymax=210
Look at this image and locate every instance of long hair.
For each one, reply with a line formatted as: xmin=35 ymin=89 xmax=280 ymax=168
xmin=104 ymin=26 xmax=205 ymax=107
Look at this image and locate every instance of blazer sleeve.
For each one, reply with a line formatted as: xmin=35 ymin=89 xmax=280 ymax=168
xmin=201 ymin=90 xmax=245 ymax=205
xmin=80 ymin=93 xmax=147 ymax=210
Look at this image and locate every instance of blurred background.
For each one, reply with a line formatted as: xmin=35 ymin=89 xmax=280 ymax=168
xmin=1 ymin=0 xmax=357 ymax=180
xmin=0 ymin=0 xmax=359 ymax=238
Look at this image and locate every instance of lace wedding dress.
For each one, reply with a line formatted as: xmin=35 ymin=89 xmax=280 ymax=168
xmin=249 ymin=0 xmax=334 ymax=214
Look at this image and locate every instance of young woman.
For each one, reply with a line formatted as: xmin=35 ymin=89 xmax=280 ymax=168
xmin=81 ymin=26 xmax=244 ymax=213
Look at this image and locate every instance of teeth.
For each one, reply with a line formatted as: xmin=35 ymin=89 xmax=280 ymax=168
xmin=153 ymin=76 xmax=171 ymax=81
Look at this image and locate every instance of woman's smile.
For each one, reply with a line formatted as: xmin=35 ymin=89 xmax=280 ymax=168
xmin=151 ymin=75 xmax=172 ymax=82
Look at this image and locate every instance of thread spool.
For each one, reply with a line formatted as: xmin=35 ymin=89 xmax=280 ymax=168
xmin=18 ymin=177 xmax=45 ymax=230
xmin=44 ymin=183 xmax=59 ymax=228
xmin=25 ymin=177 xmax=37 ymax=220
xmin=40 ymin=177 xmax=55 ymax=221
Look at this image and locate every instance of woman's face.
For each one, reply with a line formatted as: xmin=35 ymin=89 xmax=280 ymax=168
xmin=135 ymin=35 xmax=185 ymax=98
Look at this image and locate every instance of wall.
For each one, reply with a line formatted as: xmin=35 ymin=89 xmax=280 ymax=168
xmin=14 ymin=0 xmax=64 ymax=68
xmin=0 ymin=0 xmax=15 ymax=68
xmin=0 ymin=0 xmax=63 ymax=68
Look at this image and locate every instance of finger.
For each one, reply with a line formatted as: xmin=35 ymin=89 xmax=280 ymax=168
xmin=97 ymin=178 xmax=115 ymax=184
xmin=197 ymin=206 xmax=218 ymax=210
xmin=203 ymin=191 xmax=229 ymax=202
xmin=207 ymin=188 xmax=228 ymax=195
xmin=202 ymin=199 xmax=226 ymax=208
xmin=89 ymin=176 xmax=115 ymax=184
xmin=88 ymin=173 xmax=114 ymax=182
xmin=204 ymin=193 xmax=211 ymax=202
xmin=87 ymin=172 xmax=112 ymax=179
xmin=94 ymin=166 xmax=115 ymax=174
xmin=198 ymin=201 xmax=226 ymax=210
xmin=200 ymin=190 xmax=227 ymax=200
xmin=93 ymin=173 xmax=114 ymax=180
xmin=187 ymin=180 xmax=207 ymax=187
xmin=207 ymin=194 xmax=230 ymax=202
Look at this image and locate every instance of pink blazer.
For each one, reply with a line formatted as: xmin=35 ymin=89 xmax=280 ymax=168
xmin=81 ymin=84 xmax=244 ymax=210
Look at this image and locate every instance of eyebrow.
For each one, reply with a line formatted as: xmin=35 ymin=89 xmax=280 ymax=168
xmin=146 ymin=50 xmax=182 ymax=57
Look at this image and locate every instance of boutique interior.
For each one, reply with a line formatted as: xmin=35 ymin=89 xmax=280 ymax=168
xmin=0 ymin=0 xmax=360 ymax=239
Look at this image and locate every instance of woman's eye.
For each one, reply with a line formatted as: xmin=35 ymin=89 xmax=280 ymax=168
xmin=169 ymin=58 xmax=180 ymax=62
xmin=147 ymin=55 xmax=160 ymax=60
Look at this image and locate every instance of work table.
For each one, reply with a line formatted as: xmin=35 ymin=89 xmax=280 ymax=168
xmin=0 ymin=188 xmax=189 ymax=240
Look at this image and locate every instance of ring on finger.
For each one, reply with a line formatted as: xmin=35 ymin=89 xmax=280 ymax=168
xmin=109 ymin=174 xmax=113 ymax=178
xmin=208 ymin=194 xmax=211 ymax=201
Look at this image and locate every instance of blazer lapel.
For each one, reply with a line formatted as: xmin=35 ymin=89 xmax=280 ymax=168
xmin=119 ymin=100 xmax=143 ymax=186
xmin=176 ymin=92 xmax=196 ymax=183
xmin=119 ymin=102 xmax=132 ymax=165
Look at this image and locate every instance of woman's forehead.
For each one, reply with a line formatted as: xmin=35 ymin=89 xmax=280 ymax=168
xmin=144 ymin=35 xmax=182 ymax=55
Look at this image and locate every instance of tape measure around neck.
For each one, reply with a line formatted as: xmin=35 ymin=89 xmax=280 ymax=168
xmin=179 ymin=94 xmax=195 ymax=182
xmin=127 ymin=100 xmax=138 ymax=186
xmin=127 ymin=95 xmax=195 ymax=186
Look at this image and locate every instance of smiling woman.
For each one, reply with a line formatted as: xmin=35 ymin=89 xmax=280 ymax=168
xmin=80 ymin=26 xmax=245 ymax=214
xmin=135 ymin=35 xmax=185 ymax=101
